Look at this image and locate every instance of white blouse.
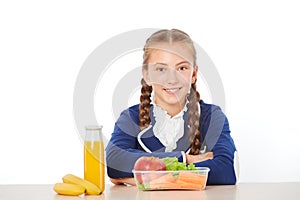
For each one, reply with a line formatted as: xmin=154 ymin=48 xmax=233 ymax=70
xmin=152 ymin=103 xmax=188 ymax=152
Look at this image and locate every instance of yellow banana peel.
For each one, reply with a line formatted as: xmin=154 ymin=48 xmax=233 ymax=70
xmin=53 ymin=183 xmax=85 ymax=196
xmin=62 ymin=174 xmax=101 ymax=195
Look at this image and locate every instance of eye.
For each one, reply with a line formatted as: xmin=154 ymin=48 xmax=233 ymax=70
xmin=155 ymin=65 xmax=167 ymax=72
xmin=157 ymin=67 xmax=165 ymax=72
xmin=178 ymin=65 xmax=189 ymax=71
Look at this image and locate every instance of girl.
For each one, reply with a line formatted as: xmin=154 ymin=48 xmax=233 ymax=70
xmin=105 ymin=29 xmax=237 ymax=185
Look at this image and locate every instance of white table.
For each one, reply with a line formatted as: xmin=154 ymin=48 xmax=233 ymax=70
xmin=1 ymin=183 xmax=299 ymax=200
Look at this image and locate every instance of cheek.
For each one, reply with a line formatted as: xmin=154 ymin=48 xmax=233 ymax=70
xmin=180 ymin=73 xmax=193 ymax=85
xmin=151 ymin=83 xmax=163 ymax=91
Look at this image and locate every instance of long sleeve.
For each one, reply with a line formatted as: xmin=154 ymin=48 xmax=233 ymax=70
xmin=196 ymin=104 xmax=237 ymax=185
xmin=106 ymin=102 xmax=238 ymax=185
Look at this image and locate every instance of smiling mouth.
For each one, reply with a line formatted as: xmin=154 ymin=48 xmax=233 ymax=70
xmin=164 ymin=87 xmax=181 ymax=93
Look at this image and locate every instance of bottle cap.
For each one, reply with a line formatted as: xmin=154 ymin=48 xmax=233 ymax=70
xmin=85 ymin=125 xmax=103 ymax=130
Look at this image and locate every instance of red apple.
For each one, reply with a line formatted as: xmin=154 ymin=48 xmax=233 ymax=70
xmin=134 ymin=156 xmax=166 ymax=171
xmin=133 ymin=156 xmax=166 ymax=183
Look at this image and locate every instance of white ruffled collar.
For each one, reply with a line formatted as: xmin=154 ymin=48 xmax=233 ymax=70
xmin=152 ymin=101 xmax=188 ymax=152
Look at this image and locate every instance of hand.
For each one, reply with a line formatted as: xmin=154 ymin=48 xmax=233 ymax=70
xmin=110 ymin=178 xmax=136 ymax=186
xmin=186 ymin=152 xmax=214 ymax=164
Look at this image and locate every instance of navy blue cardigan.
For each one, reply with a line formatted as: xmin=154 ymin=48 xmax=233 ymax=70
xmin=105 ymin=100 xmax=237 ymax=185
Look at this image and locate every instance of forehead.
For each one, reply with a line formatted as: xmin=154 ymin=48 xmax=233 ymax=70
xmin=147 ymin=42 xmax=194 ymax=64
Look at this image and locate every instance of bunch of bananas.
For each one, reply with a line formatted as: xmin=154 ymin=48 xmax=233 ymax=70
xmin=53 ymin=174 xmax=101 ymax=196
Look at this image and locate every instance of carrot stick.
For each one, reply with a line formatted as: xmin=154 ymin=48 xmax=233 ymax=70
xmin=176 ymin=180 xmax=204 ymax=189
xmin=150 ymin=182 xmax=181 ymax=189
xmin=176 ymin=172 xmax=206 ymax=185
xmin=149 ymin=173 xmax=176 ymax=185
xmin=148 ymin=172 xmax=207 ymax=190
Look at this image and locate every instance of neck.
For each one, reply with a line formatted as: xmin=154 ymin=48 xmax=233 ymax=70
xmin=155 ymin=101 xmax=186 ymax=117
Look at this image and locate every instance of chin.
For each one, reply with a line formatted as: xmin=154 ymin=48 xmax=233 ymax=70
xmin=164 ymin=97 xmax=186 ymax=107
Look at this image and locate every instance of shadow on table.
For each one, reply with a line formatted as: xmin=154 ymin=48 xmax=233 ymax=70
xmin=136 ymin=185 xmax=238 ymax=200
xmin=54 ymin=194 xmax=105 ymax=200
xmin=136 ymin=189 xmax=207 ymax=200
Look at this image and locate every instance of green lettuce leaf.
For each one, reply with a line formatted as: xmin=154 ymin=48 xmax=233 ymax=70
xmin=161 ymin=157 xmax=197 ymax=170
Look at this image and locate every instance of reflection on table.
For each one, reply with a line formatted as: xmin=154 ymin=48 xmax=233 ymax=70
xmin=0 ymin=183 xmax=300 ymax=200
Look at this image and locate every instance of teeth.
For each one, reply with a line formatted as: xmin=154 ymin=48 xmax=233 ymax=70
xmin=165 ymin=88 xmax=179 ymax=93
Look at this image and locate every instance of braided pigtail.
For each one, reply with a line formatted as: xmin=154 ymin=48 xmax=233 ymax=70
xmin=139 ymin=78 xmax=152 ymax=130
xmin=188 ymin=81 xmax=201 ymax=155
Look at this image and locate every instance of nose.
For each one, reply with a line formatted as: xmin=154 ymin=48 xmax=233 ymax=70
xmin=166 ymin=68 xmax=179 ymax=85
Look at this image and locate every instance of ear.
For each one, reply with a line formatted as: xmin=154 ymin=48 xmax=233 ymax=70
xmin=142 ymin=68 xmax=151 ymax=85
xmin=191 ymin=66 xmax=198 ymax=84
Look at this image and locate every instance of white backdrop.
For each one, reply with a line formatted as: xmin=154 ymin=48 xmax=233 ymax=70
xmin=1 ymin=0 xmax=300 ymax=184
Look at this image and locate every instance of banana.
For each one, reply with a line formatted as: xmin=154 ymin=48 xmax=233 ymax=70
xmin=53 ymin=183 xmax=85 ymax=196
xmin=62 ymin=174 xmax=101 ymax=195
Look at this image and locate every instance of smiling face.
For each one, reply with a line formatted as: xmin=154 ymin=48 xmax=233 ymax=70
xmin=143 ymin=43 xmax=198 ymax=115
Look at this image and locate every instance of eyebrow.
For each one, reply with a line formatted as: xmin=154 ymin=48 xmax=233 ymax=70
xmin=175 ymin=61 xmax=190 ymax=66
xmin=154 ymin=61 xmax=190 ymax=66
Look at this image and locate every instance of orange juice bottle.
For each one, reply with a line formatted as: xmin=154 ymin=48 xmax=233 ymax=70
xmin=84 ymin=125 xmax=105 ymax=193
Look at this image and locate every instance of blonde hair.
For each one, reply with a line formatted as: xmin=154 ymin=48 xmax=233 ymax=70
xmin=139 ymin=29 xmax=201 ymax=155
